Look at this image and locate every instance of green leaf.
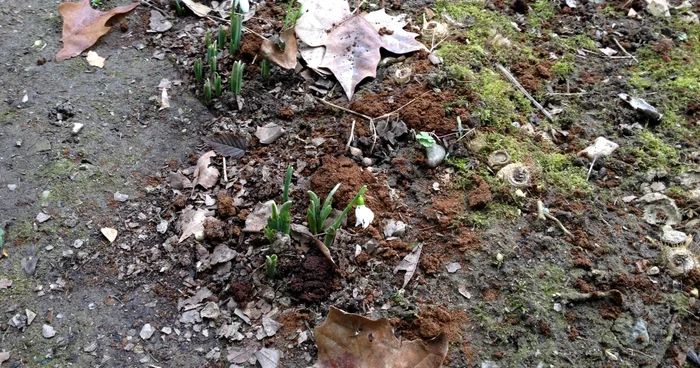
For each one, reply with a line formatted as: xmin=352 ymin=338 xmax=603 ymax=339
xmin=307 ymin=206 xmax=317 ymax=234
xmin=321 ymin=183 xmax=341 ymax=213
xmin=282 ymin=166 xmax=293 ymax=203
xmin=0 ymin=228 xmax=4 ymax=249
xmin=416 ymin=132 xmax=435 ymax=148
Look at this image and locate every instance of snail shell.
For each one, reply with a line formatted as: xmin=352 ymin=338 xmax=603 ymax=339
xmin=488 ymin=150 xmax=511 ymax=168
xmin=660 ymin=246 xmax=697 ymax=277
xmin=496 ymin=163 xmax=531 ymax=187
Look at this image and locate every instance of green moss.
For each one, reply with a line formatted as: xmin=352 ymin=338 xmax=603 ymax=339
xmin=551 ymin=60 xmax=575 ymax=78
xmin=565 ymin=34 xmax=597 ymax=50
xmin=622 ymin=130 xmax=679 ymax=170
xmin=472 ymin=69 xmax=533 ymax=130
xmin=528 ymin=0 xmax=556 ymax=27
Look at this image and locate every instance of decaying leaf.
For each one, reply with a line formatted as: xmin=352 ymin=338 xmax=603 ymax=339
xmin=203 ymin=133 xmax=248 ymax=159
xmin=86 ymin=50 xmax=105 ymax=67
xmin=0 ymin=278 xmax=12 ymax=289
xmin=260 ymin=28 xmax=298 ymax=70
xmin=394 ymin=243 xmax=422 ymax=288
xmin=179 ymin=205 xmax=215 ymax=243
xmin=56 ymin=0 xmax=138 ymax=61
xmin=291 ymin=224 xmax=336 ymax=267
xmin=193 ymin=151 xmax=220 ymax=189
xmin=296 ymin=0 xmax=425 ymax=99
xmin=255 ymin=348 xmax=281 ymax=368
xmin=312 ymin=306 xmax=448 ymax=368
xmin=578 ymin=137 xmax=619 ymax=160
xmin=180 ymin=0 xmax=212 ymax=16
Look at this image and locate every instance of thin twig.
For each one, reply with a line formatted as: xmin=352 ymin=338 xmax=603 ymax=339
xmin=613 ymin=37 xmax=638 ymax=63
xmin=345 ymin=119 xmax=356 ymax=153
xmin=223 ymin=157 xmax=228 ymax=183
xmin=495 ymin=63 xmax=554 ymax=122
xmin=316 ymin=98 xmax=372 ymax=120
xmin=586 ymin=156 xmax=597 ymax=181
xmin=544 ymin=212 xmax=574 ymax=237
xmin=546 ymin=92 xmax=588 ymax=96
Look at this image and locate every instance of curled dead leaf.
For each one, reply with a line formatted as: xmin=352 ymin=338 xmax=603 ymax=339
xmin=260 ymin=28 xmax=298 ymax=70
xmin=311 ymin=306 xmax=448 ymax=368
xmin=57 ymin=0 xmax=138 ymax=61
xmin=193 ymin=151 xmax=220 ymax=189
xmin=179 ymin=0 xmax=212 ymax=17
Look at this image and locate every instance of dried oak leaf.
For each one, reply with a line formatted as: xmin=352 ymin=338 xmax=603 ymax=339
xmin=192 ymin=150 xmax=220 ymax=189
xmin=260 ymin=28 xmax=298 ymax=70
xmin=311 ymin=306 xmax=448 ymax=368
xmin=178 ymin=205 xmax=214 ymax=243
xmin=296 ymin=0 xmax=425 ymax=99
xmin=56 ymin=0 xmax=138 ymax=61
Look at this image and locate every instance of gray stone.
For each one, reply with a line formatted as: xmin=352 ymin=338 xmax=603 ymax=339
xmin=140 ymin=323 xmax=155 ymax=340
xmin=42 ymin=324 xmax=56 ymax=338
xmin=425 ymin=144 xmax=446 ymax=168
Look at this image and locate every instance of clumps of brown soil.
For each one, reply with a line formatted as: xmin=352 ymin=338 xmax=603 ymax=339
xmin=452 ymin=230 xmax=482 ymax=252
xmin=348 ymin=85 xmax=462 ymax=133
xmin=573 ymin=279 xmax=595 ymax=293
xmin=393 ymin=305 xmax=468 ymax=341
xmin=230 ymin=280 xmax=253 ymax=304
xmin=425 ymin=191 xmax=465 ymax=229
xmin=420 ymin=253 xmax=441 ymax=275
xmin=217 ymin=192 xmax=236 ymax=217
xmin=203 ymin=217 xmax=226 ymax=241
xmin=287 ymin=255 xmax=337 ymax=303
xmin=467 ymin=174 xmax=492 ymax=208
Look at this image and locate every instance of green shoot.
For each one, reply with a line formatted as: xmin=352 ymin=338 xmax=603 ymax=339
xmin=217 ymin=26 xmax=227 ymax=50
xmin=207 ymin=41 xmax=217 ymax=64
xmin=282 ymin=166 xmax=293 ymax=203
xmin=203 ymin=78 xmax=212 ymax=105
xmin=416 ymin=132 xmax=435 ymax=148
xmin=282 ymin=0 xmax=303 ymax=31
xmin=214 ymin=73 xmax=222 ymax=98
xmin=204 ymin=30 xmax=211 ymax=48
xmin=209 ymin=55 xmax=217 ymax=75
xmin=230 ymin=61 xmax=244 ymax=95
xmin=264 ymin=166 xmax=294 ymax=239
xmin=307 ymin=183 xmax=341 ymax=235
xmin=266 ymin=254 xmax=278 ymax=279
xmin=174 ymin=0 xmax=185 ymax=16
xmin=261 ymin=59 xmax=271 ymax=80
xmin=194 ymin=58 xmax=203 ymax=84
xmin=230 ymin=12 xmax=242 ymax=53
xmin=91 ymin=0 xmax=102 ymax=8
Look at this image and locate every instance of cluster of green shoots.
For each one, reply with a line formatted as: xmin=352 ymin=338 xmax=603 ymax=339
xmin=173 ymin=0 xmax=185 ymax=16
xmin=192 ymin=11 xmax=246 ymax=105
xmin=90 ymin=0 xmax=102 ymax=7
xmin=263 ymin=166 xmax=368 ymax=279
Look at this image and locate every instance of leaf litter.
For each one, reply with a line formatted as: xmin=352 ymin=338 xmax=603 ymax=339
xmin=56 ymin=0 xmax=138 ymax=61
xmin=295 ymin=0 xmax=425 ymax=99
xmin=312 ymin=306 xmax=448 ymax=368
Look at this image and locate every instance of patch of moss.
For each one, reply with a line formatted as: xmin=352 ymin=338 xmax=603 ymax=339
xmin=551 ymin=60 xmax=575 ymax=78
xmin=564 ymin=34 xmax=597 ymax=50
xmin=528 ymin=0 xmax=556 ymax=27
xmin=621 ymin=130 xmax=679 ymax=170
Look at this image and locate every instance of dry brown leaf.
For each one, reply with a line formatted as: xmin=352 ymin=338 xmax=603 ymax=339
xmin=56 ymin=0 xmax=138 ymax=61
xmin=394 ymin=243 xmax=422 ymax=288
xmin=180 ymin=0 xmax=212 ymax=17
xmin=312 ymin=306 xmax=448 ymax=368
xmin=260 ymin=28 xmax=298 ymax=70
xmin=192 ymin=151 xmax=220 ymax=189
xmin=296 ymin=0 xmax=425 ymax=99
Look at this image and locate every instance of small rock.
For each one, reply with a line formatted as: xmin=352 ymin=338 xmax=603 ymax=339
xmin=691 ymin=288 xmax=699 ymax=298
xmin=157 ymin=220 xmax=169 ymax=234
xmin=7 ymin=184 xmax=17 ymax=191
xmin=647 ymin=266 xmax=660 ymax=275
xmin=101 ymin=227 xmax=118 ymax=243
xmin=72 ymin=239 xmax=84 ymax=248
xmin=123 ymin=343 xmax=135 ymax=351
xmin=72 ymin=123 xmax=84 ymax=134
xmin=383 ymin=219 xmax=407 ymax=238
xmin=553 ymin=303 xmax=562 ymax=312
xmin=114 ymin=192 xmax=129 ymax=202
xmin=661 ymin=225 xmax=688 ymax=245
xmin=349 ymin=147 xmax=363 ymax=157
xmin=425 ymin=144 xmax=446 ymax=168
xmin=36 ymin=212 xmax=51 ymax=223
xmin=649 ymin=182 xmax=666 ymax=192
xmin=84 ymin=341 xmax=98 ymax=353
xmin=140 ymin=323 xmax=155 ymax=340
xmin=446 ymin=262 xmax=461 ymax=273
xmin=42 ymin=324 xmax=56 ymax=338
xmin=161 ymin=326 xmax=172 ymax=335
xmin=428 ymin=52 xmax=443 ymax=65
xmin=201 ymin=302 xmax=221 ymax=320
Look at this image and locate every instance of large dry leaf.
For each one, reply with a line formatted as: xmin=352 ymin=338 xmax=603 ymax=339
xmin=311 ymin=307 xmax=448 ymax=368
xmin=192 ymin=151 xmax=220 ymax=189
xmin=57 ymin=0 xmax=138 ymax=61
xmin=296 ymin=0 xmax=425 ymax=99
xmin=180 ymin=0 xmax=212 ymax=17
xmin=260 ymin=28 xmax=299 ymax=70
